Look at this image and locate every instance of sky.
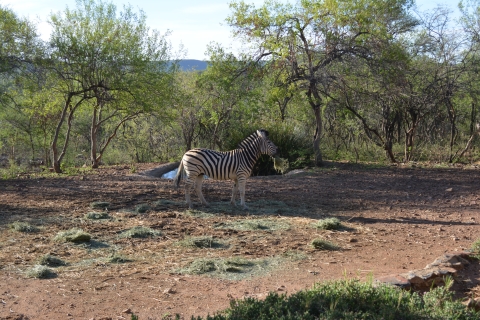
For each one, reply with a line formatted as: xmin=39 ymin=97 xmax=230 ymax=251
xmin=0 ymin=0 xmax=461 ymax=60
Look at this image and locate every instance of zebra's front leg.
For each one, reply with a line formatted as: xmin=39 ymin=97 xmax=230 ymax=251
xmin=195 ymin=175 xmax=209 ymax=206
xmin=238 ymin=179 xmax=249 ymax=210
xmin=230 ymin=179 xmax=239 ymax=206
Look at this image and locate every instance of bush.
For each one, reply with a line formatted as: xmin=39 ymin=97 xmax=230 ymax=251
xmin=194 ymin=278 xmax=479 ymax=320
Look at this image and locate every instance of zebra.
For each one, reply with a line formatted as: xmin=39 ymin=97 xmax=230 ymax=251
xmin=174 ymin=129 xmax=279 ymax=209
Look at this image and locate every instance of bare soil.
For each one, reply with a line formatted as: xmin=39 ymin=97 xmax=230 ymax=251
xmin=0 ymin=162 xmax=479 ymax=320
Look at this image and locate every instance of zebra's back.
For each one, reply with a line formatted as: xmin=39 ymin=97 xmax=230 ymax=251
xmin=182 ymin=148 xmax=244 ymax=180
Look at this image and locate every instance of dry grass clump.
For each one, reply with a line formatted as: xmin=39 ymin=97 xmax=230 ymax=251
xmin=177 ymin=236 xmax=225 ymax=249
xmin=119 ymin=226 xmax=160 ymax=238
xmin=26 ymin=265 xmax=56 ymax=279
xmin=9 ymin=221 xmax=39 ymax=233
xmin=38 ymin=254 xmax=67 ymax=267
xmin=314 ymin=217 xmax=342 ymax=230
xmin=107 ymin=254 xmax=133 ymax=264
xmin=84 ymin=211 xmax=110 ymax=220
xmin=135 ymin=203 xmax=150 ymax=213
xmin=214 ymin=219 xmax=290 ymax=232
xmin=90 ymin=201 xmax=110 ymax=209
xmin=53 ymin=228 xmax=91 ymax=243
xmin=311 ymin=238 xmax=340 ymax=251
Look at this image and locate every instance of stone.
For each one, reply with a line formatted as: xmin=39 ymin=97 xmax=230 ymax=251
xmin=374 ymin=275 xmax=411 ymax=289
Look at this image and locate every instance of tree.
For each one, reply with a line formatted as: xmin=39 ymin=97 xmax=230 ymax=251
xmin=227 ymin=0 xmax=418 ymax=166
xmin=47 ymin=0 xmax=175 ymax=172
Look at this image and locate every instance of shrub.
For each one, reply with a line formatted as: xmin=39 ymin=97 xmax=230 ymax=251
xmin=194 ymin=278 xmax=479 ymax=319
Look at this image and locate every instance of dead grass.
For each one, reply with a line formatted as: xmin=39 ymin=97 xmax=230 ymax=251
xmin=213 ymin=218 xmax=290 ymax=232
xmin=177 ymin=236 xmax=227 ymax=249
xmin=53 ymin=228 xmax=91 ymax=243
xmin=25 ymin=265 xmax=56 ymax=279
xmin=135 ymin=203 xmax=150 ymax=213
xmin=119 ymin=226 xmax=160 ymax=238
xmin=38 ymin=254 xmax=67 ymax=267
xmin=90 ymin=201 xmax=110 ymax=209
xmin=311 ymin=238 xmax=340 ymax=251
xmin=314 ymin=217 xmax=342 ymax=230
xmin=9 ymin=221 xmax=39 ymax=233
xmin=84 ymin=211 xmax=111 ymax=220
xmin=179 ymin=256 xmax=282 ymax=280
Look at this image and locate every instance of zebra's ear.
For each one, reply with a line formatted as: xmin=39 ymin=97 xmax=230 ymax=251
xmin=257 ymin=129 xmax=269 ymax=138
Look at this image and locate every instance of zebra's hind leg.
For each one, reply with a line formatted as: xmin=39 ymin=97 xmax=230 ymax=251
xmin=195 ymin=175 xmax=209 ymax=206
xmin=230 ymin=179 xmax=239 ymax=206
xmin=184 ymin=176 xmax=194 ymax=209
xmin=238 ymin=179 xmax=249 ymax=210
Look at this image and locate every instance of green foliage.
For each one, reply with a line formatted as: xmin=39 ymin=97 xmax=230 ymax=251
xmin=196 ymin=278 xmax=479 ymax=320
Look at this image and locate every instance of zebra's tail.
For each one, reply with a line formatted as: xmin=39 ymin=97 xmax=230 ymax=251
xmin=173 ymin=161 xmax=184 ymax=188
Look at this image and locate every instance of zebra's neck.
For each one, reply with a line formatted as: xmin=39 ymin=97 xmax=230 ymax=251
xmin=237 ymin=139 xmax=261 ymax=169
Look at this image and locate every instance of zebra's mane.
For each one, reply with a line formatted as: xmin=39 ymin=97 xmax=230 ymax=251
xmin=237 ymin=129 xmax=269 ymax=150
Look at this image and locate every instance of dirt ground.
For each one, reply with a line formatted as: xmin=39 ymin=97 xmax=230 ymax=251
xmin=0 ymin=162 xmax=479 ymax=320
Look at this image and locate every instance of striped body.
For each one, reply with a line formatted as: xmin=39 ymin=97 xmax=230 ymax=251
xmin=174 ymin=129 xmax=278 ymax=209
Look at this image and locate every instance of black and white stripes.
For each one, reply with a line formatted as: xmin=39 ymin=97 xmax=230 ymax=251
xmin=174 ymin=129 xmax=279 ymax=209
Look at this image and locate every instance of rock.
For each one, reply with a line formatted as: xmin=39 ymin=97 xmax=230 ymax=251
xmin=445 ymin=188 xmax=453 ymax=192
xmin=122 ymin=308 xmax=132 ymax=314
xmin=374 ymin=275 xmax=411 ymax=289
xmin=425 ymin=253 xmax=471 ymax=271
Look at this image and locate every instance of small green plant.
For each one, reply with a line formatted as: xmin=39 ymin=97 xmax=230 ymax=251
xmin=311 ymin=238 xmax=340 ymax=251
xmin=90 ymin=201 xmax=110 ymax=209
xmin=26 ymin=265 xmax=56 ymax=279
xmin=472 ymin=238 xmax=480 ymax=259
xmin=54 ymin=228 xmax=91 ymax=243
xmin=84 ymin=211 xmax=110 ymax=220
xmin=38 ymin=254 xmax=67 ymax=267
xmin=135 ymin=203 xmax=150 ymax=214
xmin=119 ymin=226 xmax=160 ymax=238
xmin=314 ymin=217 xmax=342 ymax=230
xmin=9 ymin=221 xmax=39 ymax=233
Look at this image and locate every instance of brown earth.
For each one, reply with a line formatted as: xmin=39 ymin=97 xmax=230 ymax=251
xmin=0 ymin=162 xmax=479 ymax=320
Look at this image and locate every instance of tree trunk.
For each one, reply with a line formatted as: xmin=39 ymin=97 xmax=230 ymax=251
xmin=313 ymin=105 xmax=323 ymax=166
xmin=90 ymin=107 xmax=99 ymax=168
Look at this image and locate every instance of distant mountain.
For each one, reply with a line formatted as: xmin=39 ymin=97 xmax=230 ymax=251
xmin=177 ymin=59 xmax=208 ymax=71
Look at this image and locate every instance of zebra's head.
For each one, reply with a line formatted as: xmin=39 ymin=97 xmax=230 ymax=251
xmin=256 ymin=129 xmax=279 ymax=157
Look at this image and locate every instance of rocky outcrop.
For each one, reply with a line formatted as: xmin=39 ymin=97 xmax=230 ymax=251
xmin=375 ymin=252 xmax=473 ymax=291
